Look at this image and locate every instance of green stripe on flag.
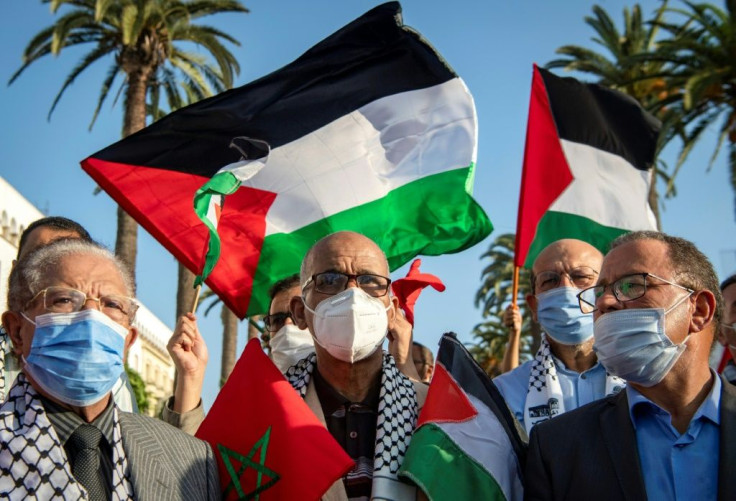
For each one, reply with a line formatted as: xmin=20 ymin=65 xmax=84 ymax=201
xmin=193 ymin=171 xmax=242 ymax=286
xmin=248 ymin=166 xmax=492 ymax=315
xmin=399 ymin=423 xmax=506 ymax=500
xmin=524 ymin=210 xmax=628 ymax=269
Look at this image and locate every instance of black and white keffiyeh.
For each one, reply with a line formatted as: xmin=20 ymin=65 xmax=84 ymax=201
xmin=0 ymin=373 xmax=134 ymax=500
xmin=523 ymin=334 xmax=625 ymax=435
xmin=286 ymin=352 xmax=419 ymax=500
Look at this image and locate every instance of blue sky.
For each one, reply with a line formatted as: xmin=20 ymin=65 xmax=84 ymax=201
xmin=2 ymin=0 xmax=735 ymax=408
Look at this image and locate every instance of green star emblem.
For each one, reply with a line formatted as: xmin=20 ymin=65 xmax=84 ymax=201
xmin=219 ymin=426 xmax=281 ymax=500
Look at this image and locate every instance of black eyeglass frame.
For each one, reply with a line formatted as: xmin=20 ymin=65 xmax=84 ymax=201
xmin=302 ymin=271 xmax=392 ymax=298
xmin=576 ymin=272 xmax=694 ymax=314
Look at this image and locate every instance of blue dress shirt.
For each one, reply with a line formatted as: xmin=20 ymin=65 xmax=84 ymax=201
xmin=627 ymin=373 xmax=721 ymax=501
xmin=493 ymin=354 xmax=608 ymax=430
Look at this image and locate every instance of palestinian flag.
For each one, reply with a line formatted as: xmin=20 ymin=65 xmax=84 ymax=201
xmin=81 ymin=1 xmax=491 ymax=318
xmin=196 ymin=339 xmax=353 ymax=500
xmin=398 ymin=333 xmax=525 ymax=501
xmin=514 ymin=65 xmax=660 ymax=268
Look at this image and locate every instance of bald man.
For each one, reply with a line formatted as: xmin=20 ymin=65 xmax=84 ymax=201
xmin=493 ymin=239 xmax=625 ymax=435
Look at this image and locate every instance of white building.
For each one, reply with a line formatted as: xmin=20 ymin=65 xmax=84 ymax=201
xmin=0 ymin=176 xmax=174 ymax=416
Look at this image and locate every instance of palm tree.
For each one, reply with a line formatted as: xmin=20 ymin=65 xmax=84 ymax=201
xmin=545 ymin=3 xmax=672 ymax=227
xmin=9 ymin=0 xmax=249 ymax=283
xmin=472 ymin=233 xmax=537 ymax=376
xmin=649 ymin=1 xmax=736 ymax=214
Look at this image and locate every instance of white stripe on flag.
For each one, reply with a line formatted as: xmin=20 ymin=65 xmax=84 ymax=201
xmin=551 ymin=140 xmax=657 ymax=230
xmin=435 ymin=394 xmax=524 ymax=501
xmin=236 ymin=78 xmax=477 ymax=236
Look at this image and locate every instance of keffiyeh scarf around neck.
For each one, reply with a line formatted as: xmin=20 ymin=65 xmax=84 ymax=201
xmin=0 ymin=373 xmax=134 ymax=500
xmin=286 ymin=352 xmax=418 ymax=500
xmin=523 ymin=334 xmax=625 ymax=435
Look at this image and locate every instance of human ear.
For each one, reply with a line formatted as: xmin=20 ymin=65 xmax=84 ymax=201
xmin=689 ymin=289 xmax=716 ymax=334
xmin=290 ymin=295 xmax=309 ymax=330
xmin=2 ymin=311 xmax=25 ymax=356
xmin=526 ymin=293 xmax=538 ymax=323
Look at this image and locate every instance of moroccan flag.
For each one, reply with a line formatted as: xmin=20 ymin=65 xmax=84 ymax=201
xmin=195 ymin=339 xmax=353 ymax=500
xmin=81 ymin=1 xmax=491 ymax=318
xmin=514 ymin=65 xmax=660 ymax=268
xmin=398 ymin=333 xmax=525 ymax=501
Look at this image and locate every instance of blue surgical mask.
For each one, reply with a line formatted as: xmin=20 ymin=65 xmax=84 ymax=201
xmin=22 ymin=309 xmax=127 ymax=407
xmin=536 ymin=287 xmax=594 ymax=345
xmin=592 ymin=293 xmax=692 ymax=387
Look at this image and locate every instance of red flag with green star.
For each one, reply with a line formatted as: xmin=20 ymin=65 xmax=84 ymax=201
xmin=196 ymin=339 xmax=353 ymax=500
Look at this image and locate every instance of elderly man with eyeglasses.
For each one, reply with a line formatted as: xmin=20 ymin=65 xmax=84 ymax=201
xmin=0 ymin=238 xmax=219 ymax=500
xmin=164 ymin=231 xmax=427 ymax=499
xmin=525 ymin=231 xmax=736 ymax=501
xmin=493 ymin=238 xmax=625 ymax=436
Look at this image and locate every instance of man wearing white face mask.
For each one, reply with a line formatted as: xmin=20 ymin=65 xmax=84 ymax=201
xmin=525 ymin=231 xmax=736 ymax=501
xmin=263 ymin=274 xmax=315 ymax=371
xmin=493 ymin=239 xmax=624 ymax=435
xmin=287 ymin=231 xmax=427 ymax=500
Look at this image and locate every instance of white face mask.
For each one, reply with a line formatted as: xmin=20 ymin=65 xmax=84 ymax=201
xmin=303 ymin=287 xmax=390 ymax=363
xmin=269 ymin=324 xmax=315 ymax=372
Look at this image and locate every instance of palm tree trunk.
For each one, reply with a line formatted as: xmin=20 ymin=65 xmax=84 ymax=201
xmin=176 ymin=264 xmax=198 ymax=319
xmin=220 ymin=306 xmax=239 ymax=387
xmin=116 ymin=69 xmax=151 ymax=283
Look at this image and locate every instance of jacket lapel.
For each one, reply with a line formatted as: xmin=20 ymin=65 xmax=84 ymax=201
xmin=718 ymin=377 xmax=736 ymax=501
xmin=119 ymin=413 xmax=175 ymax=501
xmin=598 ymin=391 xmax=647 ymax=501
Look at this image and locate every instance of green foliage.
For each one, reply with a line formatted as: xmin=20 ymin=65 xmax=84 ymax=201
xmin=125 ymin=364 xmax=150 ymax=414
xmin=10 ymin=0 xmax=249 ymax=129
xmin=471 ymin=233 xmax=536 ymax=376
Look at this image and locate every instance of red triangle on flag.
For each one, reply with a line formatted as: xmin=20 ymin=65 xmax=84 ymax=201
xmin=417 ymin=363 xmax=478 ymax=427
xmin=196 ymin=340 xmax=354 ymax=500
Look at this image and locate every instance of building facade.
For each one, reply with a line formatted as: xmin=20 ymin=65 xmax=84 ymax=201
xmin=0 ymin=176 xmax=174 ymax=416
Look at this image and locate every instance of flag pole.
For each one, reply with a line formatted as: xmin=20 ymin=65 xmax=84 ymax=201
xmin=190 ymin=284 xmax=202 ymax=313
xmin=511 ymin=265 xmax=520 ymax=307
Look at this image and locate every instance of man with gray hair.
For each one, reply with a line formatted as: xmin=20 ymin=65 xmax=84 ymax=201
xmin=0 ymin=239 xmax=219 ymax=500
xmin=525 ymin=231 xmax=736 ymax=500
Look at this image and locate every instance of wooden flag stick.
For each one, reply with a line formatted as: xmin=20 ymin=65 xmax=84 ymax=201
xmin=511 ymin=265 xmax=520 ymax=307
xmin=190 ymin=284 xmax=202 ymax=314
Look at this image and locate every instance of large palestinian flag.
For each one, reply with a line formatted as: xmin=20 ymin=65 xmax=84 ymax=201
xmin=514 ymin=65 xmax=660 ymax=268
xmin=81 ymin=1 xmax=492 ymax=318
xmin=398 ymin=333 xmax=525 ymax=500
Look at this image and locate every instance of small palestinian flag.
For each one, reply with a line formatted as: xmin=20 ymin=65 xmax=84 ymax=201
xmin=514 ymin=65 xmax=660 ymax=268
xmin=398 ymin=333 xmax=525 ymax=501
xmin=81 ymin=1 xmax=492 ymax=318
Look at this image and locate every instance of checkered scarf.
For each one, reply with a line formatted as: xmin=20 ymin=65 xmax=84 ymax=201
xmin=286 ymin=352 xmax=419 ymax=500
xmin=523 ymin=334 xmax=625 ymax=435
xmin=0 ymin=372 xmax=134 ymax=500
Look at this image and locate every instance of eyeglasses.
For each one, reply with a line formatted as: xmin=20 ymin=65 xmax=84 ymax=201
xmin=577 ymin=273 xmax=693 ymax=314
xmin=25 ymin=286 xmax=138 ymax=323
xmin=303 ymin=271 xmax=391 ymax=297
xmin=533 ymin=266 xmax=598 ymax=293
xmin=263 ymin=312 xmax=292 ymax=332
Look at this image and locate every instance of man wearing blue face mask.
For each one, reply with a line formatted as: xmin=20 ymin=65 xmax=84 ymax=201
xmin=494 ymin=239 xmax=624 ymax=435
xmin=525 ymin=231 xmax=736 ymax=501
xmin=0 ymin=239 xmax=219 ymax=500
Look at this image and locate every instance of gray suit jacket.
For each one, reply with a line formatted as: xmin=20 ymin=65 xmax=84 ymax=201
xmin=524 ymin=375 xmax=736 ymax=501
xmin=119 ymin=412 xmax=220 ymax=500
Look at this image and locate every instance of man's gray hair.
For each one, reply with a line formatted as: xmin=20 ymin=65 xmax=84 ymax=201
xmin=7 ymin=238 xmax=135 ymax=313
xmin=610 ymin=231 xmax=722 ymax=324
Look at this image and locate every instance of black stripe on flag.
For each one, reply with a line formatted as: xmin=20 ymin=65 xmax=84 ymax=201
xmin=90 ymin=2 xmax=456 ymax=178
xmin=435 ymin=332 xmax=527 ymax=467
xmin=537 ymin=67 xmax=660 ymax=172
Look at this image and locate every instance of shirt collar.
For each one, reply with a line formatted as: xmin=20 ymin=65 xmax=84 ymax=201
xmin=626 ymin=370 xmax=722 ymax=429
xmin=40 ymin=395 xmax=116 ymax=446
xmin=313 ymin=366 xmax=381 ymax=417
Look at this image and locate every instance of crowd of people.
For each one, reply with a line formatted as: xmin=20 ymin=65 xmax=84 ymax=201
xmin=0 ymin=215 xmax=734 ymax=500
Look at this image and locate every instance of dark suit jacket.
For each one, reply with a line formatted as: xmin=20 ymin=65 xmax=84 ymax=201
xmin=119 ymin=411 xmax=220 ymax=500
xmin=524 ymin=375 xmax=736 ymax=501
